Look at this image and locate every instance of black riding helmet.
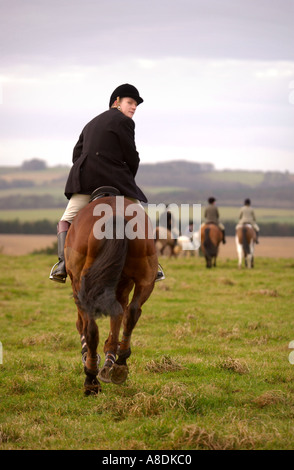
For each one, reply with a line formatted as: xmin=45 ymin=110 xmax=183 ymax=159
xmin=109 ymin=84 xmax=144 ymax=108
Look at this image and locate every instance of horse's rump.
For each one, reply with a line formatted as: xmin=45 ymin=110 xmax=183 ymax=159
xmin=77 ymin=231 xmax=128 ymax=319
xmin=201 ymin=224 xmax=222 ymax=256
xmin=65 ymin=197 xmax=157 ymax=319
xmin=242 ymin=226 xmax=250 ymax=255
xmin=236 ymin=225 xmax=254 ymax=255
xmin=203 ymin=227 xmax=218 ymax=257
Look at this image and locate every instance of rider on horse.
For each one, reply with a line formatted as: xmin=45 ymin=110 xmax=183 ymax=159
xmin=236 ymin=198 xmax=260 ymax=244
xmin=202 ymin=197 xmax=226 ymax=244
xmin=49 ymin=84 xmax=165 ymax=283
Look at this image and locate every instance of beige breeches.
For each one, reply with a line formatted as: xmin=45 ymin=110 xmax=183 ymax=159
xmin=60 ymin=194 xmax=91 ymax=224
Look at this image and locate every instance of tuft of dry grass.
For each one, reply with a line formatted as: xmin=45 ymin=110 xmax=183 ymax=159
xmin=176 ymin=424 xmax=223 ymax=450
xmin=218 ymin=357 xmax=249 ymax=375
xmin=171 ymin=424 xmax=229 ymax=450
xmin=145 ymin=355 xmax=184 ymax=373
xmin=22 ymin=333 xmax=64 ymax=346
xmin=245 ymin=335 xmax=269 ymax=345
xmin=218 ymin=326 xmax=240 ymax=339
xmin=171 ymin=423 xmax=257 ymax=450
xmin=172 ymin=323 xmax=193 ymax=339
xmin=248 ymin=289 xmax=279 ymax=297
xmin=219 ymin=278 xmax=236 ymax=286
xmin=252 ymin=390 xmax=287 ymax=408
xmin=0 ymin=425 xmax=22 ymax=445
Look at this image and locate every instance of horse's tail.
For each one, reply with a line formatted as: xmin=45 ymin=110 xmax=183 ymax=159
xmin=77 ymin=222 xmax=128 ymax=319
xmin=204 ymin=227 xmax=217 ymax=257
xmin=242 ymin=226 xmax=250 ymax=255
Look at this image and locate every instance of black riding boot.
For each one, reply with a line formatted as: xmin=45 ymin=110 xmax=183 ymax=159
xmin=49 ymin=221 xmax=71 ymax=283
xmin=255 ymin=231 xmax=259 ymax=244
xmin=222 ymin=230 xmax=226 ymax=244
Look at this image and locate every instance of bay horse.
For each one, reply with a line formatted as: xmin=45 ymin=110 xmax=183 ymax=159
xmin=235 ymin=224 xmax=256 ymax=268
xmin=64 ymin=195 xmax=158 ymax=395
xmin=154 ymin=226 xmax=178 ymax=257
xmin=200 ymin=223 xmax=223 ymax=268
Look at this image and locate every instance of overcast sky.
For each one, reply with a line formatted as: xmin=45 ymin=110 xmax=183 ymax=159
xmin=1 ymin=0 xmax=294 ymax=172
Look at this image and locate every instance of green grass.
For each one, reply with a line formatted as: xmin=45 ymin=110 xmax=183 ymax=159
xmin=0 ymin=208 xmax=63 ymax=222
xmin=204 ymin=206 xmax=294 ymax=225
xmin=204 ymin=170 xmax=265 ymax=187
xmin=0 ymin=167 xmax=69 ymax=182
xmin=142 ymin=186 xmax=187 ymax=195
xmin=1 ymin=206 xmax=294 ymax=225
xmin=1 ymin=254 xmax=294 ymax=449
xmin=0 ymin=186 xmax=65 ymax=199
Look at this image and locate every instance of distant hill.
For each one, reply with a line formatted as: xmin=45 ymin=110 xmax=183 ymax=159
xmin=136 ymin=160 xmax=294 ymax=208
xmin=0 ymin=160 xmax=293 ymax=209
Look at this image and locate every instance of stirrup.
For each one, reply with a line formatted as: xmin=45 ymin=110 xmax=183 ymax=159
xmin=49 ymin=262 xmax=67 ymax=284
xmin=155 ymin=264 xmax=165 ymax=282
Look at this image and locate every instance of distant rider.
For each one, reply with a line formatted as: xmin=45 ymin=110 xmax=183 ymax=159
xmin=203 ymin=197 xmax=226 ymax=244
xmin=236 ymin=198 xmax=260 ymax=243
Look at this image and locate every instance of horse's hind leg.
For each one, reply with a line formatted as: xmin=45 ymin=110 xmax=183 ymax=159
xmin=110 ymin=283 xmax=154 ymax=385
xmin=84 ymin=316 xmax=101 ymax=395
xmin=109 ymin=301 xmax=140 ymax=385
xmin=236 ymin=238 xmax=242 ymax=269
xmin=250 ymin=242 xmax=255 ymax=268
xmin=247 ymin=254 xmax=253 ymax=269
xmin=98 ymin=313 xmax=123 ymax=384
xmin=76 ymin=308 xmax=101 ymax=395
xmin=98 ymin=278 xmax=133 ymax=384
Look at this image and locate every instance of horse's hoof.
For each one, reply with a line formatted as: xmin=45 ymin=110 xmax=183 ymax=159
xmin=84 ymin=377 xmax=102 ymax=396
xmin=109 ymin=363 xmax=129 ymax=385
xmin=98 ymin=365 xmax=112 ymax=383
xmin=84 ymin=383 xmax=102 ymax=396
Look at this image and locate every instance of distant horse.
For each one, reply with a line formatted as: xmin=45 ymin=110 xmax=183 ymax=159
xmin=235 ymin=224 xmax=256 ymax=268
xmin=200 ymin=223 xmax=223 ymax=268
xmin=154 ymin=226 xmax=178 ymax=257
xmin=176 ymin=232 xmax=200 ymax=257
xmin=64 ymin=195 xmax=158 ymax=395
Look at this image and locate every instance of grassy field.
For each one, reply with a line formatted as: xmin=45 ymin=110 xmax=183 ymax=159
xmin=0 ymin=208 xmax=64 ymax=222
xmin=1 ymin=206 xmax=294 ymax=225
xmin=203 ymin=170 xmax=265 ymax=187
xmin=1 ymin=254 xmax=294 ymax=450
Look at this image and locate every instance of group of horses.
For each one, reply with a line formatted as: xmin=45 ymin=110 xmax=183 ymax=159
xmin=155 ymin=222 xmax=256 ymax=269
xmin=59 ymin=193 xmax=256 ymax=395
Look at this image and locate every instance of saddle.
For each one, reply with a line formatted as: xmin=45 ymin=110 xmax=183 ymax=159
xmin=89 ymin=186 xmax=121 ymax=203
